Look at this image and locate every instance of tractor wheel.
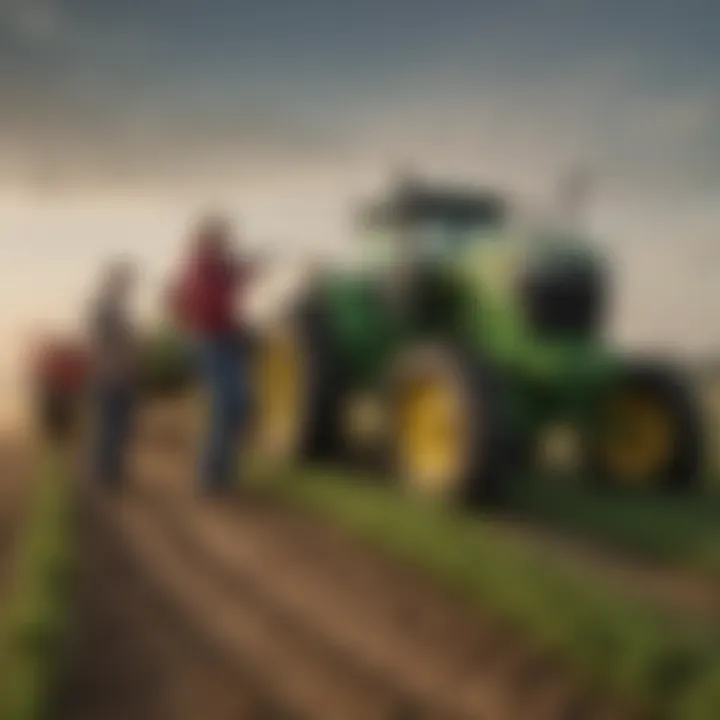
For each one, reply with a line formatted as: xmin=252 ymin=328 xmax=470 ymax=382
xmin=251 ymin=305 xmax=345 ymax=466
xmin=388 ymin=345 xmax=519 ymax=505
xmin=340 ymin=390 xmax=388 ymax=470
xmin=586 ymin=361 xmax=705 ymax=492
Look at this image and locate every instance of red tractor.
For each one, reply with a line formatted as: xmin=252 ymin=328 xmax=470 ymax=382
xmin=30 ymin=336 xmax=92 ymax=443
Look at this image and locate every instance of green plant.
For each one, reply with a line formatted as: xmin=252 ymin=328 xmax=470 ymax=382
xmin=0 ymin=451 xmax=75 ymax=720
xmin=138 ymin=328 xmax=196 ymax=398
xmin=507 ymin=478 xmax=720 ymax=576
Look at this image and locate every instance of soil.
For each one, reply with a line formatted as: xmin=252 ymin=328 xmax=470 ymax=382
xmin=55 ymin=449 xmax=630 ymax=720
xmin=138 ymin=399 xmax=720 ymax=627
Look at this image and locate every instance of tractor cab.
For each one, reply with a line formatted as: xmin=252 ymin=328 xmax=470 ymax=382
xmin=354 ymin=178 xmax=509 ymax=332
xmin=358 ymin=177 xmax=508 ymax=267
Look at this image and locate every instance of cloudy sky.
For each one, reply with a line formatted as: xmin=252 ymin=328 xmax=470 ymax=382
xmin=1 ymin=0 xmax=719 ymax=423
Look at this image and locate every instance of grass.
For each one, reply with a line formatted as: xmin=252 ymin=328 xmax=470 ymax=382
xmin=0 ymin=449 xmax=76 ymax=720
xmin=505 ymin=477 xmax=720 ymax=577
xmin=251 ymin=466 xmax=720 ymax=720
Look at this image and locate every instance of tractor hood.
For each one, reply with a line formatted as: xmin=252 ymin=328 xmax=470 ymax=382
xmin=454 ymin=226 xmax=613 ymax=386
xmin=520 ymin=233 xmax=609 ymax=339
xmin=458 ymin=227 xmax=608 ymax=333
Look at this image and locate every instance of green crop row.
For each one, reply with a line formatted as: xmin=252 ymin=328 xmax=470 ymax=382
xmin=0 ymin=452 xmax=75 ymax=720
xmin=506 ymin=477 xmax=720 ymax=578
xmin=252 ymin=468 xmax=720 ymax=720
xmin=137 ymin=328 xmax=196 ymax=398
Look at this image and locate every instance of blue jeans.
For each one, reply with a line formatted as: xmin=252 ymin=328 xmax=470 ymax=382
xmin=93 ymin=382 xmax=133 ymax=488
xmin=196 ymin=336 xmax=246 ymax=492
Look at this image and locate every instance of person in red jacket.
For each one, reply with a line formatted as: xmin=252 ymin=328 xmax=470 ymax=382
xmin=172 ymin=214 xmax=256 ymax=493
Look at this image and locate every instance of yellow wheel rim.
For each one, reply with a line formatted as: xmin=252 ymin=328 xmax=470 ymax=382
xmin=601 ymin=392 xmax=675 ymax=485
xmin=254 ymin=329 xmax=304 ymax=460
xmin=397 ymin=371 xmax=468 ymax=495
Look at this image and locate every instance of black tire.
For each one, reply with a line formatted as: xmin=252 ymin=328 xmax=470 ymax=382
xmin=387 ymin=344 xmax=519 ymax=506
xmin=296 ymin=302 xmax=347 ymax=460
xmin=585 ymin=360 xmax=705 ymax=493
xmin=252 ymin=298 xmax=346 ymax=464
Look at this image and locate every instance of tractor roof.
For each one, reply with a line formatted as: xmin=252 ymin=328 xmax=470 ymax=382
xmin=360 ymin=179 xmax=508 ymax=231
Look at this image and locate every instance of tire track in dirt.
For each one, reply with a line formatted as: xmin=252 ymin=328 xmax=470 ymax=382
xmin=126 ymin=462 xmax=629 ymax=720
xmin=110 ymin=486 xmax=462 ymax=719
xmin=56 ymin=491 xmax=298 ymax=720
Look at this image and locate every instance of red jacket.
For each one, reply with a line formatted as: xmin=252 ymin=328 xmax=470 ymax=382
xmin=172 ymin=251 xmax=246 ymax=337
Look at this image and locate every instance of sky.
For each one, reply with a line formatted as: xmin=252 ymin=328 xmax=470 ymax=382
xmin=1 ymin=0 xmax=719 ymax=424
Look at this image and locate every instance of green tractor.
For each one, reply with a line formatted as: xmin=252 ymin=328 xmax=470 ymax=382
xmin=251 ymin=176 xmax=705 ymax=504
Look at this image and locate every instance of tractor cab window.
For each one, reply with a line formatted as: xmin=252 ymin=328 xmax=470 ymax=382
xmin=405 ymin=217 xmax=497 ymax=261
xmin=360 ymin=185 xmax=508 ymax=266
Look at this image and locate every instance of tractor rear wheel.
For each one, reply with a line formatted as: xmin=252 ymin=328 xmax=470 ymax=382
xmin=586 ymin=361 xmax=705 ymax=492
xmin=251 ymin=305 xmax=345 ymax=466
xmin=388 ymin=345 xmax=519 ymax=505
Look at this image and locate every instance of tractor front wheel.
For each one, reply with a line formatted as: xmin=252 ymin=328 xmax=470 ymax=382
xmin=586 ymin=361 xmax=705 ymax=492
xmin=388 ymin=345 xmax=519 ymax=506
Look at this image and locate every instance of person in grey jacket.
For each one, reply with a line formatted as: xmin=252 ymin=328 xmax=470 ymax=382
xmin=87 ymin=259 xmax=138 ymax=490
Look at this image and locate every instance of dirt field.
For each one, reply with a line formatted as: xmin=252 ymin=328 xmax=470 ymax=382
xmin=137 ymin=404 xmax=720 ymax=626
xmin=54 ymin=449 xmax=630 ymax=720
